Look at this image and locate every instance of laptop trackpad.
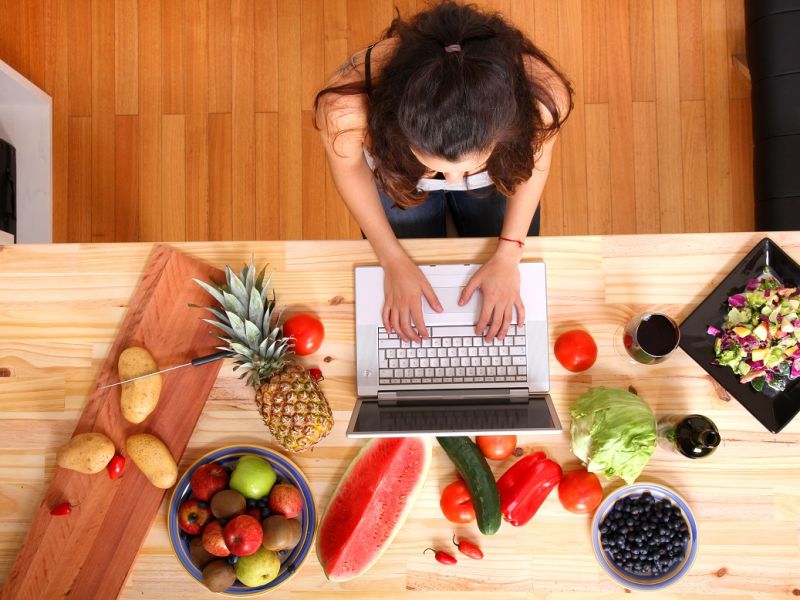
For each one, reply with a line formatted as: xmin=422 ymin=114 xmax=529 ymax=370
xmin=423 ymin=287 xmax=480 ymax=316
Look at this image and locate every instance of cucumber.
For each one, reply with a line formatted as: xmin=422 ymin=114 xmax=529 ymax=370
xmin=437 ymin=436 xmax=501 ymax=535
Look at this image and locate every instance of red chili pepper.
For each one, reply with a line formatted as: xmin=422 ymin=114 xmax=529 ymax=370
xmin=50 ymin=502 xmax=76 ymax=516
xmin=424 ymin=548 xmax=457 ymax=565
xmin=496 ymin=450 xmax=562 ymax=527
xmin=308 ymin=368 xmax=324 ymax=381
xmin=452 ymin=535 xmax=483 ymax=560
xmin=107 ymin=454 xmax=126 ymax=480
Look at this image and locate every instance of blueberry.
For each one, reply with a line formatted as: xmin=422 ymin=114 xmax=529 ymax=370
xmin=246 ymin=499 xmax=258 ymax=508
xmin=227 ymin=555 xmax=239 ymax=565
xmin=600 ymin=526 xmax=609 ymax=534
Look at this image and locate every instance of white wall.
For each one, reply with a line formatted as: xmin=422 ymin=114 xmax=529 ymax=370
xmin=0 ymin=59 xmax=52 ymax=243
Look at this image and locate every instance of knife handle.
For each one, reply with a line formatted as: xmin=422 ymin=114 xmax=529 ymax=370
xmin=191 ymin=350 xmax=231 ymax=367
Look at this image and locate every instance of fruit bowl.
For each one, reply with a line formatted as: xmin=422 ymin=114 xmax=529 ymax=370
xmin=167 ymin=445 xmax=316 ymax=596
xmin=591 ymin=483 xmax=698 ymax=591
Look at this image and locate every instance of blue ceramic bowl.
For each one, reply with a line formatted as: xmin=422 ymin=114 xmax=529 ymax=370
xmin=168 ymin=445 xmax=316 ymax=596
xmin=591 ymin=483 xmax=698 ymax=591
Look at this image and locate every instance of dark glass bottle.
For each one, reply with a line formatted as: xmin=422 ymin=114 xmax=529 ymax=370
xmin=657 ymin=414 xmax=721 ymax=459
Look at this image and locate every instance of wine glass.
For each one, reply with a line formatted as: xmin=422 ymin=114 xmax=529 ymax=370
xmin=614 ymin=312 xmax=681 ymax=365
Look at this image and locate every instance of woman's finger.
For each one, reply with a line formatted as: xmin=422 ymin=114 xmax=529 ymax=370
xmin=497 ymin=303 xmax=513 ymax=340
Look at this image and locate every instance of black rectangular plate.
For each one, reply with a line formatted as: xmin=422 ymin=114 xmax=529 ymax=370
xmin=679 ymin=237 xmax=800 ymax=433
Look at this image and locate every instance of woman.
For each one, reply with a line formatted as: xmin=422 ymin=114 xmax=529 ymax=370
xmin=314 ymin=1 xmax=572 ymax=343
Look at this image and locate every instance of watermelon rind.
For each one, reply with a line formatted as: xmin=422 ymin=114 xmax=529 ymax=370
xmin=316 ymin=437 xmax=432 ymax=581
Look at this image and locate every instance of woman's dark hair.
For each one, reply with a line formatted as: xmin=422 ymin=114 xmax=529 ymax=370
xmin=314 ymin=1 xmax=573 ymax=208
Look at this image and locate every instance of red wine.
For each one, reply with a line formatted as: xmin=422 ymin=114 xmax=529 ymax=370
xmin=637 ymin=314 xmax=680 ymax=357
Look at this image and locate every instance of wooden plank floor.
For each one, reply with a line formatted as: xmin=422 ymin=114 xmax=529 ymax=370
xmin=0 ymin=0 xmax=753 ymax=242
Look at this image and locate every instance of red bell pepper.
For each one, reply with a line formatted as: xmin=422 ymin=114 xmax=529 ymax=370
xmin=496 ymin=451 xmax=562 ymax=526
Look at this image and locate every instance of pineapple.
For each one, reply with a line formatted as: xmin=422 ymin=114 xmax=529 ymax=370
xmin=194 ymin=262 xmax=333 ymax=452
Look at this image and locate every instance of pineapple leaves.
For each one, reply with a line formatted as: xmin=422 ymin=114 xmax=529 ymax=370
xmin=260 ymin=273 xmax=274 ymax=306
xmin=255 ymin=265 xmax=267 ymax=291
xmin=202 ymin=306 xmax=230 ymax=325
xmin=230 ymin=342 xmax=255 ymax=359
xmin=249 ymin=286 xmax=265 ymax=331
xmin=202 ymin=318 xmax=237 ymax=339
xmin=226 ymin=311 xmax=248 ymax=341
xmin=244 ymin=261 xmax=256 ymax=295
xmin=222 ymin=291 xmax=246 ymax=316
xmin=244 ymin=320 xmax=262 ymax=351
xmin=228 ymin=271 xmax=250 ymax=312
xmin=194 ymin=278 xmax=226 ymax=307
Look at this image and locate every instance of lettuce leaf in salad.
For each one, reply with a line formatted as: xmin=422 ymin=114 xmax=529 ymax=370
xmin=707 ymin=268 xmax=800 ymax=392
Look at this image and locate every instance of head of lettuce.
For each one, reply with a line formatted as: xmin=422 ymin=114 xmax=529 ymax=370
xmin=570 ymin=387 xmax=657 ymax=485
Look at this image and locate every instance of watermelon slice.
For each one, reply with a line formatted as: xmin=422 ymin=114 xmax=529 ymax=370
xmin=316 ymin=437 xmax=432 ymax=581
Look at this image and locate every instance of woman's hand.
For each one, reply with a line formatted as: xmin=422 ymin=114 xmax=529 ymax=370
xmin=382 ymin=255 xmax=443 ymax=342
xmin=459 ymin=246 xmax=525 ymax=341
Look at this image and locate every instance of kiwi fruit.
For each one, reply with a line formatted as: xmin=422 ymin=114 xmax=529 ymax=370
xmin=189 ymin=536 xmax=215 ymax=569
xmin=210 ymin=489 xmax=246 ymax=519
xmin=202 ymin=559 xmax=237 ymax=593
xmin=262 ymin=515 xmax=302 ymax=551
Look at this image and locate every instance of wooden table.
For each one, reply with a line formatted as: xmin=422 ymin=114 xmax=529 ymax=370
xmin=1 ymin=234 xmax=799 ymax=599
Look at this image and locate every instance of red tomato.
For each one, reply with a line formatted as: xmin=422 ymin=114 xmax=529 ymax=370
xmin=439 ymin=480 xmax=476 ymax=524
xmin=476 ymin=435 xmax=517 ymax=461
xmin=557 ymin=469 xmax=603 ymax=514
xmin=554 ymin=329 xmax=598 ymax=372
xmin=283 ymin=313 xmax=325 ymax=356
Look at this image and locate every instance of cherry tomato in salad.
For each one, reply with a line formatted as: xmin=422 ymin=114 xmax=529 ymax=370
xmin=554 ymin=329 xmax=598 ymax=372
xmin=439 ymin=480 xmax=476 ymax=524
xmin=557 ymin=469 xmax=603 ymax=514
xmin=476 ymin=435 xmax=517 ymax=460
xmin=283 ymin=313 xmax=325 ymax=356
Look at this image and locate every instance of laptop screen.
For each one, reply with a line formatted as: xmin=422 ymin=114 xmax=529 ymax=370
xmin=348 ymin=395 xmax=558 ymax=437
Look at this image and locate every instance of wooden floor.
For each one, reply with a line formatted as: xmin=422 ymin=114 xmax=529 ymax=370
xmin=0 ymin=0 xmax=753 ymax=242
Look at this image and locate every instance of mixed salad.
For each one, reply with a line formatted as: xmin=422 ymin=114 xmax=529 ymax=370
xmin=709 ymin=269 xmax=800 ymax=392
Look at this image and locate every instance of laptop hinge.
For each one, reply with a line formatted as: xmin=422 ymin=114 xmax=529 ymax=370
xmin=377 ymin=387 xmax=528 ymax=406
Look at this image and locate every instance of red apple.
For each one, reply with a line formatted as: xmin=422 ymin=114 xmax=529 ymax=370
xmin=246 ymin=506 xmax=262 ymax=521
xmin=201 ymin=521 xmax=230 ymax=557
xmin=178 ymin=498 xmax=212 ymax=535
xmin=191 ymin=463 xmax=230 ymax=501
xmin=223 ymin=515 xmax=263 ymax=557
xmin=267 ymin=483 xmax=303 ymax=519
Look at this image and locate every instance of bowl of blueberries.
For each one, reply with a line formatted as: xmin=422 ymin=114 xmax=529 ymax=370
xmin=591 ymin=482 xmax=698 ymax=591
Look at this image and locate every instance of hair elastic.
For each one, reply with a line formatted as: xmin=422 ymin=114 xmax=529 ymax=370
xmin=444 ymin=43 xmax=462 ymax=53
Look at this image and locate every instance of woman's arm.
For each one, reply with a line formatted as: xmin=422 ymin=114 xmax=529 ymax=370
xmin=318 ymin=100 xmax=442 ymax=342
xmin=459 ymin=134 xmax=557 ymax=340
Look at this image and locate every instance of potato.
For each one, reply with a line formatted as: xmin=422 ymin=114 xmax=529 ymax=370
xmin=118 ymin=347 xmax=162 ymax=424
xmin=56 ymin=432 xmax=115 ymax=474
xmin=127 ymin=433 xmax=178 ymax=489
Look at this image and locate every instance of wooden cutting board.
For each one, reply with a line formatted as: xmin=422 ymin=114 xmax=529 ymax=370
xmin=1 ymin=246 xmax=225 ymax=600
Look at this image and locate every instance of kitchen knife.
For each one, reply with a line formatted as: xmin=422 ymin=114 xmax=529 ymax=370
xmin=99 ymin=350 xmax=230 ymax=389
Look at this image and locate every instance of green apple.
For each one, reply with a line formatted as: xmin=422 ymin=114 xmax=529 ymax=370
xmin=229 ymin=456 xmax=277 ymax=500
xmin=234 ymin=547 xmax=280 ymax=587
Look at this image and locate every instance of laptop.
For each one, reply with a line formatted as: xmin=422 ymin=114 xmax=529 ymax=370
xmin=347 ymin=262 xmax=561 ymax=437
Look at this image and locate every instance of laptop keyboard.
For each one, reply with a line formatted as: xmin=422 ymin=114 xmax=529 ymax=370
xmin=377 ymin=325 xmax=527 ymax=385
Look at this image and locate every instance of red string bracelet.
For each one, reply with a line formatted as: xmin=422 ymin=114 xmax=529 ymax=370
xmin=498 ymin=236 xmax=525 ymax=248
